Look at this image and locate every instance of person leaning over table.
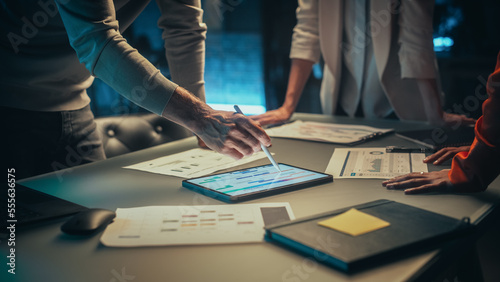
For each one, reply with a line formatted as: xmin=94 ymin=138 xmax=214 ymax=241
xmin=0 ymin=0 xmax=270 ymax=180
xmin=383 ymin=51 xmax=500 ymax=194
xmin=251 ymin=0 xmax=476 ymax=127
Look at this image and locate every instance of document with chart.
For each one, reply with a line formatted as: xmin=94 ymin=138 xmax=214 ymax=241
xmin=326 ymin=148 xmax=428 ymax=179
xmin=266 ymin=120 xmax=393 ymax=145
xmin=100 ymin=203 xmax=294 ymax=247
xmin=123 ymin=148 xmax=270 ymax=178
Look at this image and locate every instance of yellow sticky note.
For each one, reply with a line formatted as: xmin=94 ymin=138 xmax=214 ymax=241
xmin=317 ymin=208 xmax=390 ymax=236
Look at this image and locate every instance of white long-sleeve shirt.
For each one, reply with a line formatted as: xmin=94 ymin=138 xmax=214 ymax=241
xmin=0 ymin=0 xmax=207 ymax=115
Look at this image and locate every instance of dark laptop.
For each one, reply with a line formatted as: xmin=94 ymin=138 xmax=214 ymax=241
xmin=1 ymin=184 xmax=88 ymax=230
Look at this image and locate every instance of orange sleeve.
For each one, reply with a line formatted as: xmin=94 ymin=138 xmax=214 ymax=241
xmin=449 ymin=52 xmax=500 ymax=192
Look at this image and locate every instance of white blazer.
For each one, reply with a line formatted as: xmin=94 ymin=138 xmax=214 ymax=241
xmin=290 ymin=0 xmax=443 ymax=122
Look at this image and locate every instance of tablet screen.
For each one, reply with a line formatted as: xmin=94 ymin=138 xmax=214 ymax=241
xmin=183 ymin=163 xmax=332 ymax=199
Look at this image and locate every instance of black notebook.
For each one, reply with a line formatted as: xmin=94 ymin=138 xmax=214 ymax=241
xmin=264 ymin=200 xmax=473 ymax=272
xmin=396 ymin=126 xmax=475 ymax=150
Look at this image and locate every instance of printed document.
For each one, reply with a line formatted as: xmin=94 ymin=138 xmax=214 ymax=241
xmin=266 ymin=120 xmax=392 ymax=144
xmin=124 ymin=148 xmax=270 ymax=178
xmin=326 ymin=148 xmax=428 ymax=179
xmin=100 ymin=203 xmax=294 ymax=247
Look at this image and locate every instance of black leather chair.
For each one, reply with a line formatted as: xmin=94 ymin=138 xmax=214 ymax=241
xmin=95 ymin=113 xmax=192 ymax=158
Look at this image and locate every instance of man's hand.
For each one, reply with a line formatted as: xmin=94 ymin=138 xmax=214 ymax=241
xmin=194 ymin=110 xmax=270 ymax=159
xmin=162 ymin=87 xmax=271 ymax=160
xmin=382 ymin=170 xmax=452 ymax=194
xmin=251 ymin=107 xmax=292 ymax=127
xmin=423 ymin=146 xmax=471 ymax=165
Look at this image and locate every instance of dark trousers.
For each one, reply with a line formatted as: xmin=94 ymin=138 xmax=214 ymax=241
xmin=1 ymin=105 xmax=106 ymax=180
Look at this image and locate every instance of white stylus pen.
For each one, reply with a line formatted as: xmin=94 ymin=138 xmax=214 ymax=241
xmin=234 ymin=105 xmax=281 ymax=172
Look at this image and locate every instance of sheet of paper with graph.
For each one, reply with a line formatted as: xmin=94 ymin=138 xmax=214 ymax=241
xmin=100 ymin=203 xmax=295 ymax=247
xmin=123 ymin=148 xmax=269 ymax=178
xmin=325 ymin=148 xmax=428 ymax=179
xmin=265 ymin=120 xmax=393 ymax=145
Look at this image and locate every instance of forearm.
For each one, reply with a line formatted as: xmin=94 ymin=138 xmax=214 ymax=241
xmin=161 ymin=86 xmax=212 ymax=135
xmin=285 ymin=0 xmax=319 ymax=113
xmin=282 ymin=58 xmax=315 ymax=114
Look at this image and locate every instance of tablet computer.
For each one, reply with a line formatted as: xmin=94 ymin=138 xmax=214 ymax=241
xmin=182 ymin=163 xmax=333 ymax=203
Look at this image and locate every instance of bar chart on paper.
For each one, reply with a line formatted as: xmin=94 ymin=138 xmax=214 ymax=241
xmin=326 ymin=148 xmax=428 ymax=179
xmin=266 ymin=121 xmax=393 ymax=144
xmin=100 ymin=203 xmax=294 ymax=247
xmin=123 ymin=148 xmax=270 ymax=178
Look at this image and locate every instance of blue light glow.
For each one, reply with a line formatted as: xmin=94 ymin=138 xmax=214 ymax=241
xmin=433 ymin=36 xmax=454 ymax=52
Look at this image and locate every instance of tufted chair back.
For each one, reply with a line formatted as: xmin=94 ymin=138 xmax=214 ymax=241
xmin=94 ymin=113 xmax=192 ymax=158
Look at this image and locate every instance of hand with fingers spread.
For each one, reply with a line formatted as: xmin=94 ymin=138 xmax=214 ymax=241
xmin=382 ymin=170 xmax=452 ymax=195
xmin=423 ymin=146 xmax=471 ymax=165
